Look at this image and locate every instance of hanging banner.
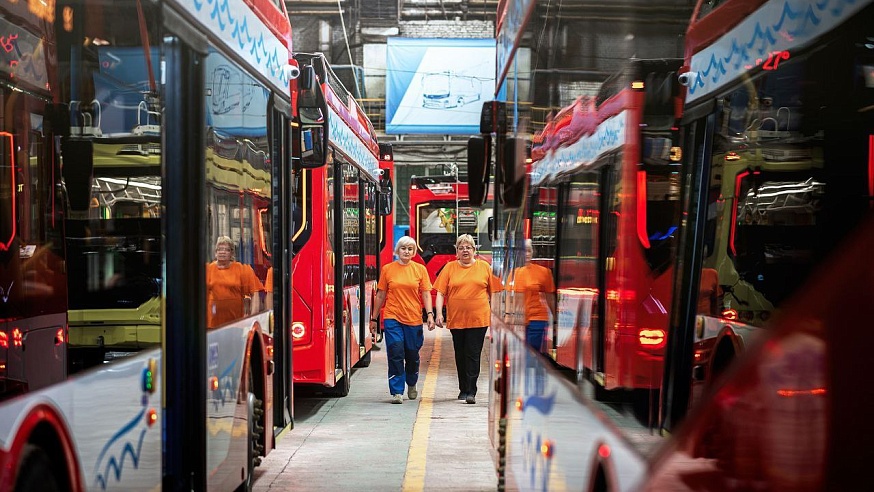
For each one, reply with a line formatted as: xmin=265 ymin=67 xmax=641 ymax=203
xmin=386 ymin=38 xmax=502 ymax=134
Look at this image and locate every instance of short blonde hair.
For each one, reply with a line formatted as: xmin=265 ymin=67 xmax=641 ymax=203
xmin=455 ymin=234 xmax=476 ymax=250
xmin=215 ymin=235 xmax=235 ymax=259
xmin=395 ymin=235 xmax=418 ymax=255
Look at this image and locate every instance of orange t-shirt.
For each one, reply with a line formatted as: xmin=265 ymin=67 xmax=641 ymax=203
xmin=206 ymin=262 xmax=264 ymax=328
xmin=434 ymin=259 xmax=503 ymax=329
xmin=377 ymin=261 xmax=432 ymax=326
xmin=513 ymin=264 xmax=556 ymax=324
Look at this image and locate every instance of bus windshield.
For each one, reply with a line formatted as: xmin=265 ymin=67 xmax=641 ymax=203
xmin=66 ymin=171 xmax=162 ymax=311
xmin=416 ymin=200 xmax=492 ymax=260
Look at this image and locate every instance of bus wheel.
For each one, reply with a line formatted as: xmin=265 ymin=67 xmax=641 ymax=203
xmin=241 ymin=369 xmax=264 ymax=492
xmin=356 ymin=349 xmax=372 ymax=368
xmin=329 ymin=368 xmax=351 ymax=397
xmin=15 ymin=444 xmax=61 ymax=492
xmin=709 ymin=338 xmax=736 ymax=387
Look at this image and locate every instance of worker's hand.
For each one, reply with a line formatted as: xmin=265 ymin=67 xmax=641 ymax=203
xmin=369 ymin=319 xmax=377 ymax=334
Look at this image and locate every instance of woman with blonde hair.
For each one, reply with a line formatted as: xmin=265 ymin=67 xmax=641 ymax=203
xmin=206 ymin=236 xmax=264 ymax=328
xmin=513 ymin=239 xmax=556 ymax=351
xmin=370 ymin=235 xmax=435 ymax=404
xmin=434 ymin=234 xmax=502 ymax=404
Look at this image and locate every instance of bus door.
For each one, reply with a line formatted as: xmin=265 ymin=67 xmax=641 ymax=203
xmin=332 ymin=160 xmax=359 ymax=394
xmin=530 ymin=184 xmax=558 ymax=354
xmin=360 ymin=176 xmax=377 ymax=363
xmin=597 ymin=158 xmax=622 ymax=389
xmin=555 ymin=169 xmax=602 ymax=378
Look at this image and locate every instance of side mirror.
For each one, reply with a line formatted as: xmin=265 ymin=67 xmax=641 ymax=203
xmin=479 ymin=100 xmax=506 ymax=134
xmin=466 ymin=135 xmax=491 ymax=207
xmin=297 ymin=64 xmax=328 ymax=169
xmin=61 ymin=138 xmax=94 ymax=211
xmin=500 ymin=137 xmax=526 ymax=209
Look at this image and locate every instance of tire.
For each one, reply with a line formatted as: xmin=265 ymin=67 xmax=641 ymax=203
xmin=325 ymin=303 xmax=352 ymax=397
xmin=356 ymin=349 xmax=372 ymax=368
xmin=323 ymin=337 xmax=351 ymax=397
xmin=15 ymin=444 xmax=62 ymax=492
xmin=592 ymin=382 xmax=613 ymax=402
xmin=239 ymin=368 xmax=264 ymax=492
xmin=326 ymin=368 xmax=351 ymax=397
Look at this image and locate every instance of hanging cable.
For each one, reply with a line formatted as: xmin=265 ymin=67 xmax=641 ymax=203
xmin=337 ymin=0 xmax=363 ymax=99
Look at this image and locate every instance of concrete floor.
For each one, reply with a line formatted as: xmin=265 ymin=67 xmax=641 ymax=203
xmin=253 ymin=326 xmax=497 ymax=491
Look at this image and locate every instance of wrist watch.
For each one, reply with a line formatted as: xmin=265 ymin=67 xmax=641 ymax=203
xmin=370 ymin=319 xmax=377 ymax=322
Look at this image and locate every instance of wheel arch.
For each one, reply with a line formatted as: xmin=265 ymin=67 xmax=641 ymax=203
xmin=244 ymin=322 xmax=272 ymax=455
xmin=709 ymin=327 xmax=743 ymax=384
xmin=5 ymin=403 xmax=84 ymax=492
xmin=585 ymin=440 xmax=620 ymax=492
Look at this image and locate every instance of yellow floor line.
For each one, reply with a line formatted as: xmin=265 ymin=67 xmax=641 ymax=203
xmin=403 ymin=330 xmax=442 ymax=491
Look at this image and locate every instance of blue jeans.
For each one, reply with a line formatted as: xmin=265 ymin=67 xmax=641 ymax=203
xmin=526 ymin=320 xmax=549 ymax=352
xmin=383 ymin=319 xmax=424 ymax=395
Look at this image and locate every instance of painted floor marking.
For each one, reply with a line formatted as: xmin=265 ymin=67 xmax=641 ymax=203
xmin=403 ymin=330 xmax=442 ymax=491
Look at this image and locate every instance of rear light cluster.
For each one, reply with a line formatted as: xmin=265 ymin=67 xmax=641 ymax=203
xmin=638 ymin=328 xmax=666 ymax=349
xmin=0 ymin=330 xmax=6 ymax=375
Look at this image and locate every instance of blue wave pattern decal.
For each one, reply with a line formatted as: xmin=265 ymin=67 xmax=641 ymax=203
xmin=522 ymin=392 xmax=557 ymax=415
xmin=95 ymin=429 xmax=148 ymax=489
xmin=185 ymin=0 xmax=289 ymax=92
xmin=93 ymin=406 xmax=149 ymax=489
xmin=329 ymin=105 xmax=380 ymax=180
xmin=687 ymin=0 xmax=871 ymax=102
xmin=531 ymin=111 xmax=627 ymax=186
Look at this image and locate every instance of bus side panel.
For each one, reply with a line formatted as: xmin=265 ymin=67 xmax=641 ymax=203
xmin=292 ymin=165 xmax=335 ymax=386
xmin=205 ymin=315 xmax=273 ymax=489
xmin=0 ymin=351 xmax=164 ymax=490
xmin=497 ymin=315 xmax=646 ymax=491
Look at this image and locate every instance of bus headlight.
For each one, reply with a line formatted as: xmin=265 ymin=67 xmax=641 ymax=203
xmin=291 ymin=322 xmax=307 ymax=340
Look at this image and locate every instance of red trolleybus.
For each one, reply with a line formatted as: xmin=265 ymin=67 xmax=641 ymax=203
xmin=0 ymin=0 xmax=300 ymax=489
xmin=529 ymin=60 xmax=684 ymax=398
xmin=661 ymin=0 xmax=874 ymax=431
xmin=290 ymin=53 xmax=391 ymax=396
xmin=474 ymin=58 xmax=684 ymax=490
xmin=409 ymin=175 xmax=494 ymax=284
xmin=649 ymin=1 xmax=874 ymax=487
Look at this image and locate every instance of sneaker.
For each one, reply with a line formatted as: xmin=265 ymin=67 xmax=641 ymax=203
xmin=408 ymin=385 xmax=418 ymax=400
xmin=457 ymin=392 xmax=468 ymax=400
xmin=392 ymin=394 xmax=403 ymax=404
xmin=465 ymin=394 xmax=476 ymax=404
